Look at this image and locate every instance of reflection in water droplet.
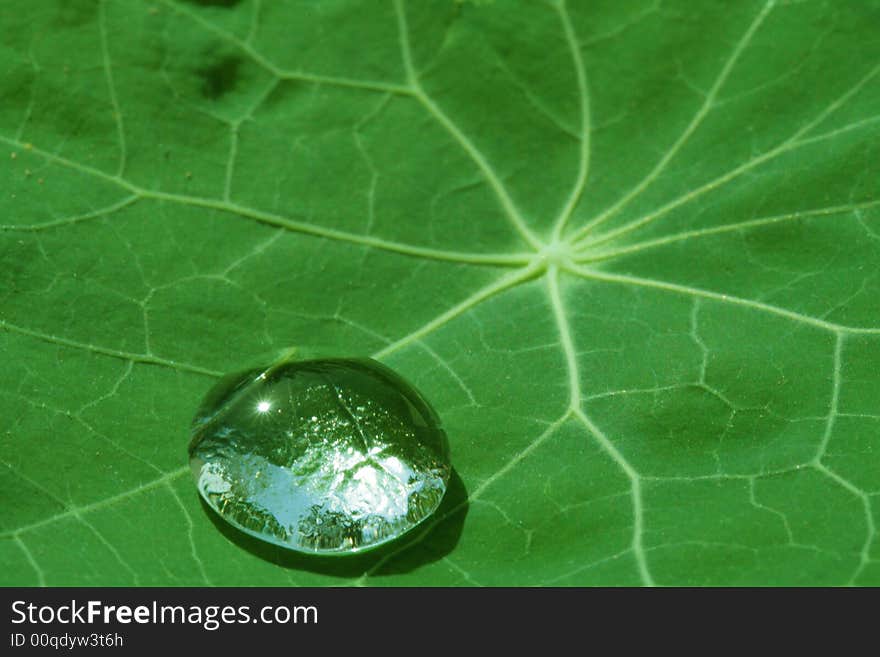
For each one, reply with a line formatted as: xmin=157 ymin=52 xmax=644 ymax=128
xmin=188 ymin=358 xmax=451 ymax=555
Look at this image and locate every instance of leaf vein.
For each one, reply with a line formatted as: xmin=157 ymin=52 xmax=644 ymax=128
xmin=551 ymin=0 xmax=593 ymax=240
xmin=567 ymin=266 xmax=880 ymax=335
xmin=576 ymin=199 xmax=880 ymax=262
xmin=575 ymin=61 xmax=880 ymax=250
xmin=393 ymin=0 xmax=543 ymax=250
xmin=568 ymin=0 xmax=777 ymax=242
xmin=0 ymin=320 xmax=222 ymax=377
xmin=548 ymin=266 xmax=654 ymax=585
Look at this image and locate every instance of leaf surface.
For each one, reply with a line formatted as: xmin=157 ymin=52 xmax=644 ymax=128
xmin=1 ymin=0 xmax=879 ymax=586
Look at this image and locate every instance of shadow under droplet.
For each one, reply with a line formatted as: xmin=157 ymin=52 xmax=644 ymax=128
xmin=199 ymin=469 xmax=469 ymax=578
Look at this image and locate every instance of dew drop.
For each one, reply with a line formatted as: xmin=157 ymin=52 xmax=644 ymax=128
xmin=188 ymin=358 xmax=451 ymax=555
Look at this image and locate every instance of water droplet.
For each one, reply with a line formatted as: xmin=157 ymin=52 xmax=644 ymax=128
xmin=188 ymin=358 xmax=451 ymax=555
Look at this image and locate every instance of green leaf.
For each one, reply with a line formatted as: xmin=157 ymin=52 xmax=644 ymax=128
xmin=1 ymin=0 xmax=879 ymax=586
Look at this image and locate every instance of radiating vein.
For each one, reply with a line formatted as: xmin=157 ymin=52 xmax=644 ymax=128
xmin=142 ymin=190 xmax=534 ymax=267
xmin=576 ymin=61 xmax=880 ymax=249
xmin=0 ymin=134 xmax=530 ymax=268
xmin=575 ymin=199 xmax=880 ymax=262
xmin=392 ymin=0 xmax=543 ymax=250
xmin=567 ymin=265 xmax=880 ymax=335
xmin=551 ymin=0 xmax=593 ymax=240
xmin=572 ymin=408 xmax=653 ymax=586
xmin=413 ymin=90 xmax=544 ymax=249
xmin=549 ymin=266 xmax=654 ymax=586
xmin=568 ymin=0 xmax=776 ymax=243
xmin=547 ymin=267 xmax=581 ymax=402
xmin=803 ymin=334 xmax=874 ymax=583
xmin=373 ymin=262 xmax=542 ymax=360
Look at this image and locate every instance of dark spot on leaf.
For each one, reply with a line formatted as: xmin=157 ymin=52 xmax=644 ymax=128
xmin=197 ymin=55 xmax=242 ymax=100
xmin=51 ymin=0 xmax=98 ymax=27
xmin=180 ymin=0 xmax=242 ymax=7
